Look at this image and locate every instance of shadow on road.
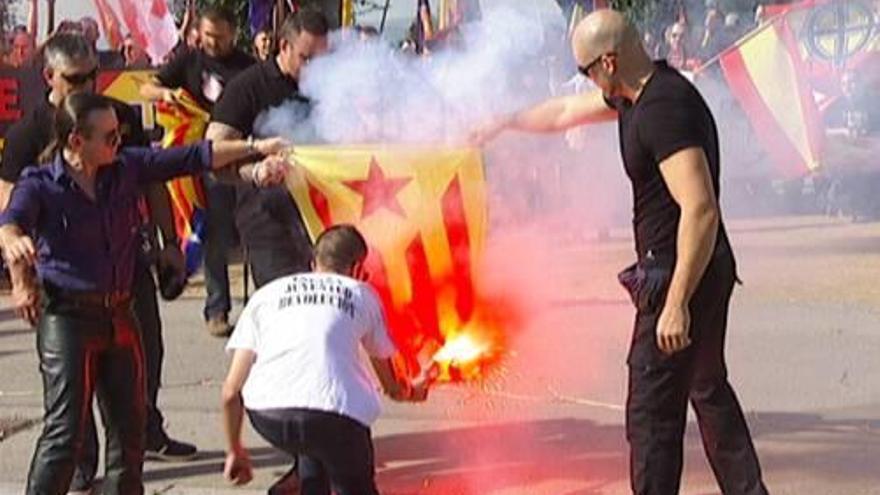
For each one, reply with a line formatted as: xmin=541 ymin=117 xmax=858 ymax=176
xmin=138 ymin=412 xmax=879 ymax=493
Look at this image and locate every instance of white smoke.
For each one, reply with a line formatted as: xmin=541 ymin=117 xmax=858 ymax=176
xmin=257 ymin=4 xmax=570 ymax=146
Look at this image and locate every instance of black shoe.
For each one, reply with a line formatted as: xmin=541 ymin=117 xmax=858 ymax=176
xmin=145 ymin=438 xmax=198 ymax=462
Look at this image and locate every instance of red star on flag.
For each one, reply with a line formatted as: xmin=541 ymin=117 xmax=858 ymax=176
xmin=344 ymin=157 xmax=412 ymax=219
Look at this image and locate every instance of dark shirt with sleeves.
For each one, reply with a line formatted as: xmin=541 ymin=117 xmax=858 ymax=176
xmin=606 ymin=60 xmax=731 ymax=259
xmin=0 ymin=142 xmax=212 ymax=293
xmin=211 ymin=57 xmax=310 ymax=250
xmin=156 ymin=48 xmax=255 ymax=111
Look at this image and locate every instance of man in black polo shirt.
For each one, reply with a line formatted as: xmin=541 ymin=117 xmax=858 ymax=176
xmin=0 ymin=33 xmax=198 ymax=492
xmin=207 ymin=10 xmax=328 ymax=291
xmin=141 ymin=6 xmax=255 ymax=337
xmin=472 ymin=9 xmax=769 ymax=495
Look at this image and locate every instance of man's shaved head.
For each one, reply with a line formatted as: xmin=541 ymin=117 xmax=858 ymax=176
xmin=570 ymin=9 xmax=652 ymax=99
xmin=571 ymin=9 xmax=641 ymax=67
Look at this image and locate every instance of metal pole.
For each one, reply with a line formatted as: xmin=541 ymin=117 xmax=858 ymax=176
xmin=380 ymin=0 xmax=392 ymax=33
xmin=46 ymin=0 xmax=55 ymax=36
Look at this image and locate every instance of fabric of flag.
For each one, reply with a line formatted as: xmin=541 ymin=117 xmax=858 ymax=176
xmin=93 ymin=0 xmax=125 ymax=50
xmin=116 ymin=0 xmax=179 ymax=64
xmin=154 ymin=90 xmax=210 ymax=276
xmin=249 ymin=0 xmax=274 ymax=35
xmin=720 ymin=15 xmax=824 ymax=177
xmin=286 ymin=146 xmax=488 ymax=372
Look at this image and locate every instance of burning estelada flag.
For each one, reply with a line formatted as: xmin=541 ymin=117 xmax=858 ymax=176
xmin=287 ymin=146 xmax=505 ymax=383
xmin=155 ymin=89 xmax=210 ymax=276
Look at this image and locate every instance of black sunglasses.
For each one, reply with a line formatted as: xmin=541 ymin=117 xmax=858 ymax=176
xmin=578 ymin=53 xmax=612 ymax=77
xmin=61 ymin=67 xmax=98 ymax=85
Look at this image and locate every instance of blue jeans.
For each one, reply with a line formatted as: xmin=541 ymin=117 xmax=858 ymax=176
xmin=247 ymin=408 xmax=378 ymax=495
xmin=203 ymin=176 xmax=237 ymax=320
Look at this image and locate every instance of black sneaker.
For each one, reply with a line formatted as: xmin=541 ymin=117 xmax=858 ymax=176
xmin=145 ymin=438 xmax=198 ymax=462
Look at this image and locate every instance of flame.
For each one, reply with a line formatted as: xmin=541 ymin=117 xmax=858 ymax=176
xmin=433 ymin=333 xmax=488 ymax=364
xmin=429 ymin=305 xmax=509 ymax=384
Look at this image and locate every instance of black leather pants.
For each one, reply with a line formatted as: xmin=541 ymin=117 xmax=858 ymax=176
xmin=26 ymin=294 xmax=145 ymax=495
xmin=72 ymin=265 xmax=166 ymax=490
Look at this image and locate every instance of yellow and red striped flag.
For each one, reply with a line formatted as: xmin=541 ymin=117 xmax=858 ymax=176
xmin=719 ymin=15 xmax=824 ymax=177
xmin=155 ymin=90 xmax=210 ymax=276
xmin=287 ymin=146 xmax=501 ymax=381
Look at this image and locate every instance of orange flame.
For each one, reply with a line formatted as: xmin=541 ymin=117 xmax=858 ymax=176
xmin=428 ymin=300 xmax=511 ymax=384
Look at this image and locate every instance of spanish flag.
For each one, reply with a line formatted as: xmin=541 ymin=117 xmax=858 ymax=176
xmin=287 ymin=146 xmax=490 ymax=376
xmin=719 ymin=14 xmax=824 ymax=177
xmin=155 ymin=90 xmax=210 ymax=276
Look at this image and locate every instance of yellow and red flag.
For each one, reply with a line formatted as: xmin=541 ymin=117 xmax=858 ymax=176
xmin=155 ymin=90 xmax=210 ymax=276
xmin=287 ymin=146 xmax=500 ymax=382
xmin=720 ymin=15 xmax=824 ymax=177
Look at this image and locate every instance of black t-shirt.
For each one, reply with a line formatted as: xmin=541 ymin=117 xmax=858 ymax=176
xmin=156 ymin=48 xmax=255 ymax=111
xmin=607 ymin=61 xmax=730 ymax=259
xmin=1 ymin=97 xmax=148 ymax=183
xmin=212 ymin=57 xmax=311 ymax=251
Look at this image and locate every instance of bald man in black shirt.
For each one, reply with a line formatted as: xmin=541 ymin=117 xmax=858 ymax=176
xmin=473 ymin=9 xmax=769 ymax=495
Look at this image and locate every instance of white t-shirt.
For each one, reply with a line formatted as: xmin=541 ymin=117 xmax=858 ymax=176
xmin=226 ymin=272 xmax=397 ymax=427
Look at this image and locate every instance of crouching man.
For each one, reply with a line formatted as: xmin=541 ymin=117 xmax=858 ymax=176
xmin=221 ymin=224 xmax=427 ymax=494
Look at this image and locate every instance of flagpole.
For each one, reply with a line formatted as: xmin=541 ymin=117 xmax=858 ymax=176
xmin=273 ymin=0 xmax=285 ymax=40
xmin=380 ymin=0 xmax=391 ymax=33
xmin=46 ymin=0 xmax=55 ymax=36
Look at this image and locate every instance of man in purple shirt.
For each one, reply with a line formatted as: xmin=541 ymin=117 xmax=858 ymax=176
xmin=0 ymin=92 xmax=289 ymax=495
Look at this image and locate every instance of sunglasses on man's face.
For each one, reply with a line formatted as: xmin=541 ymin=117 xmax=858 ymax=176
xmin=578 ymin=55 xmax=602 ymax=77
xmin=578 ymin=52 xmax=615 ymax=78
xmin=97 ymin=128 xmax=122 ymax=148
xmin=61 ymin=67 xmax=98 ymax=86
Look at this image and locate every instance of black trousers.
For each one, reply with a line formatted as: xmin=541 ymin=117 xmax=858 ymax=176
xmin=72 ymin=265 xmax=166 ymax=490
xmin=622 ymin=253 xmax=768 ymax=495
xmin=27 ymin=295 xmax=145 ymax=495
xmin=248 ymin=408 xmax=379 ymax=495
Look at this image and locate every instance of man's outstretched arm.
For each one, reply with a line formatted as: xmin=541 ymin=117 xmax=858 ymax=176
xmin=471 ymin=89 xmax=616 ymax=144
